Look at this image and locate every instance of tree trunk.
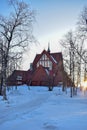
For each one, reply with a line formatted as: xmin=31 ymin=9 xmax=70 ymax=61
xmin=70 ymin=85 xmax=73 ymax=97
xmin=2 ymin=61 xmax=7 ymax=100
xmin=0 ymin=77 xmax=3 ymax=95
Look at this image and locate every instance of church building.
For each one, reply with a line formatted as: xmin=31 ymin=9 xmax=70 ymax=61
xmin=7 ymin=47 xmax=71 ymax=87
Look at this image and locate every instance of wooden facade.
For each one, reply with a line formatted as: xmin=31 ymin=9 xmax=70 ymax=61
xmin=7 ymin=70 xmax=28 ymax=86
xmin=7 ymin=49 xmax=71 ymax=87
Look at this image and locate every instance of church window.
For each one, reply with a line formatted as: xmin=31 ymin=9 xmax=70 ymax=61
xmin=36 ymin=54 xmax=52 ymax=70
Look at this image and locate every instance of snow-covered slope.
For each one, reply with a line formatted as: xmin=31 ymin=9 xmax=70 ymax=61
xmin=0 ymin=86 xmax=87 ymax=130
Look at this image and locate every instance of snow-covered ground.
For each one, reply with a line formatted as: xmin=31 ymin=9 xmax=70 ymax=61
xmin=0 ymin=85 xmax=87 ymax=130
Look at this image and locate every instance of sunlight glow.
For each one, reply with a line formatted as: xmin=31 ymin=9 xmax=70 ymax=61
xmin=82 ymin=81 xmax=87 ymax=91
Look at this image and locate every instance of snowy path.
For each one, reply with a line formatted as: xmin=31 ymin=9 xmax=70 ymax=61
xmin=0 ymin=87 xmax=87 ymax=130
xmin=0 ymin=93 xmax=49 ymax=125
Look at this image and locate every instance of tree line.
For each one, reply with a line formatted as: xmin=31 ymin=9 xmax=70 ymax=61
xmin=60 ymin=7 xmax=87 ymax=97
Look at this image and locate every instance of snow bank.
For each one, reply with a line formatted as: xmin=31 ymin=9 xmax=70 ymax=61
xmin=0 ymin=85 xmax=87 ymax=130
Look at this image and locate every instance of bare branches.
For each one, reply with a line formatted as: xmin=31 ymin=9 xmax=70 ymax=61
xmin=0 ymin=0 xmax=35 ymax=100
xmin=60 ymin=5 xmax=87 ymax=94
xmin=77 ymin=6 xmax=87 ymax=38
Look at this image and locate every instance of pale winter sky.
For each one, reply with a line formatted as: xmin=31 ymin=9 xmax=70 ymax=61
xmin=0 ymin=0 xmax=87 ymax=70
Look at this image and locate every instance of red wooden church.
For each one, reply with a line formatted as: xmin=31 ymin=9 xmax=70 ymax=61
xmin=7 ymin=48 xmax=71 ymax=87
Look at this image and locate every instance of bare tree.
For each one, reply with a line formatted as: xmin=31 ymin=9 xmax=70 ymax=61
xmin=0 ymin=0 xmax=35 ymax=100
xmin=77 ymin=6 xmax=87 ymax=84
xmin=83 ymin=51 xmax=87 ymax=81
xmin=77 ymin=6 xmax=87 ymax=37
xmin=0 ymin=39 xmax=3 ymax=95
xmin=60 ymin=31 xmax=78 ymax=97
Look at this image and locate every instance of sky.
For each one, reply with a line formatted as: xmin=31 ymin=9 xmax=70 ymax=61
xmin=0 ymin=0 xmax=87 ymax=70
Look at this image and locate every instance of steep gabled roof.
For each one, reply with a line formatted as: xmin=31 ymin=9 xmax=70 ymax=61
xmin=51 ymin=52 xmax=63 ymax=63
xmin=33 ymin=54 xmax=41 ymax=66
xmin=33 ymin=50 xmax=48 ymax=65
xmin=33 ymin=50 xmax=62 ymax=69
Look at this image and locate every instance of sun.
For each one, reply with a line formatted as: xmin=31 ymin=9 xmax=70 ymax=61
xmin=82 ymin=81 xmax=87 ymax=90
